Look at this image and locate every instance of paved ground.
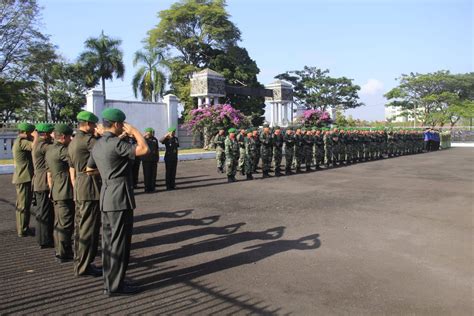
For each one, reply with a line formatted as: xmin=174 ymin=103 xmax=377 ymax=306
xmin=0 ymin=148 xmax=472 ymax=315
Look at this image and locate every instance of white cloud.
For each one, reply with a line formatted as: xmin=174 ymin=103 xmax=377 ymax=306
xmin=360 ymin=79 xmax=384 ymax=96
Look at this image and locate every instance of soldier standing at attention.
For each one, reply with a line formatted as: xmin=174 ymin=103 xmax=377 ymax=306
xmin=284 ymin=127 xmax=295 ymax=175
xmin=214 ymin=127 xmax=226 ymax=173
xmin=45 ymin=124 xmax=74 ymax=262
xmin=225 ymin=128 xmax=239 ymax=182
xmin=12 ymin=122 xmax=37 ymax=237
xmin=142 ymin=128 xmax=159 ymax=193
xmin=323 ymin=128 xmax=333 ymax=167
xmin=260 ymin=123 xmax=273 ymax=178
xmin=160 ymin=127 xmax=179 ymax=190
xmin=294 ymin=127 xmax=304 ymax=173
xmin=244 ymin=128 xmax=256 ymax=180
xmin=32 ymin=123 xmax=54 ymax=247
xmin=68 ymin=111 xmax=102 ymax=277
xmin=236 ymin=127 xmax=246 ymax=175
xmin=302 ymin=127 xmax=314 ymax=172
xmin=129 ymin=136 xmax=140 ymax=189
xmin=252 ymin=128 xmax=261 ymax=173
xmin=87 ymin=108 xmax=149 ymax=296
xmin=272 ymin=126 xmax=284 ymax=177
xmin=314 ymin=129 xmax=324 ymax=170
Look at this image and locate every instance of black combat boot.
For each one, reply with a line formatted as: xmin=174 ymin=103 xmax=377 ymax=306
xmin=227 ymin=176 xmax=233 ymax=183
xmin=246 ymin=174 xmax=253 ymax=180
xmin=262 ymin=171 xmax=269 ymax=178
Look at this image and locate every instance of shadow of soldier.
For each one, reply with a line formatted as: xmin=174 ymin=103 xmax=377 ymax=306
xmin=137 ymin=234 xmax=321 ymax=291
xmin=133 ymin=215 xmax=220 ymax=235
xmin=133 ymin=209 xmax=193 ymax=223
xmin=130 ymin=226 xmax=285 ymax=267
xmin=132 ymin=222 xmax=246 ymax=250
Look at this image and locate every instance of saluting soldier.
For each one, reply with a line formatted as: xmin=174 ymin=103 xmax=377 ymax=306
xmin=87 ymin=108 xmax=149 ymax=296
xmin=45 ymin=124 xmax=75 ymax=262
xmin=142 ymin=127 xmax=159 ymax=193
xmin=12 ymin=122 xmax=36 ymax=237
xmin=252 ymin=128 xmax=261 ymax=173
xmin=244 ymin=128 xmax=256 ymax=180
xmin=272 ymin=126 xmax=284 ymax=177
xmin=236 ymin=127 xmax=247 ymax=175
xmin=214 ymin=127 xmax=226 ymax=173
xmin=160 ymin=127 xmax=179 ymax=190
xmin=32 ymin=123 xmax=54 ymax=248
xmin=294 ymin=127 xmax=304 ymax=173
xmin=284 ymin=127 xmax=295 ymax=175
xmin=224 ymin=128 xmax=239 ymax=182
xmin=68 ymin=111 xmax=102 ymax=277
xmin=260 ymin=123 xmax=273 ymax=178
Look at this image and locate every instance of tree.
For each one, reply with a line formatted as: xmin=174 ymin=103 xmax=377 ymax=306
xmin=275 ymin=66 xmax=363 ymax=112
xmin=147 ymin=0 xmax=243 ymax=114
xmin=24 ymin=41 xmax=59 ymax=120
xmin=0 ymin=0 xmax=44 ymax=78
xmin=132 ymin=46 xmax=167 ymax=102
xmin=79 ymin=31 xmax=124 ymax=100
xmin=385 ymin=71 xmax=474 ymax=127
xmin=209 ymin=45 xmax=265 ymax=125
xmin=0 ymin=78 xmax=38 ymax=121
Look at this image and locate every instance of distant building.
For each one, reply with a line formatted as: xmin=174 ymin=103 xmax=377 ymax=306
xmin=385 ymin=106 xmax=414 ymax=122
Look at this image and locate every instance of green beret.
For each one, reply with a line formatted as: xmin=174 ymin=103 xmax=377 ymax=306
xmin=167 ymin=127 xmax=176 ymax=132
xmin=102 ymin=108 xmax=126 ymax=122
xmin=35 ymin=123 xmax=51 ymax=133
xmin=54 ymin=124 xmax=73 ymax=135
xmin=228 ymin=127 xmax=237 ymax=133
xmin=77 ymin=110 xmax=98 ymax=123
xmin=263 ymin=123 xmax=270 ymax=128
xmin=18 ymin=122 xmax=35 ymax=133
xmin=274 ymin=125 xmax=281 ymax=130
xmin=144 ymin=127 xmax=154 ymax=133
xmin=311 ymin=127 xmax=317 ymax=131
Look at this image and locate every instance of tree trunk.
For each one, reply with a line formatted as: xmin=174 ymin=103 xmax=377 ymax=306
xmin=101 ymin=77 xmax=106 ymax=101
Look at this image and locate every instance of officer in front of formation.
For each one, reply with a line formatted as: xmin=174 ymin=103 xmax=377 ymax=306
xmin=142 ymin=127 xmax=159 ymax=193
xmin=68 ymin=111 xmax=102 ymax=277
xmin=86 ymin=108 xmax=149 ymax=296
xmin=160 ymin=127 xmax=179 ymax=191
xmin=45 ymin=124 xmax=75 ymax=263
xmin=12 ymin=122 xmax=37 ymax=237
xmin=32 ymin=123 xmax=55 ymax=248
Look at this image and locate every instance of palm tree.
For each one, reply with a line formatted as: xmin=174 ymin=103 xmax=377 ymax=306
xmin=132 ymin=46 xmax=166 ymax=102
xmin=79 ymin=31 xmax=125 ymax=100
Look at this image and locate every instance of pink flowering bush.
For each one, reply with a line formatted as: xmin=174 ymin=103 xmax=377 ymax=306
xmin=184 ymin=104 xmax=248 ymax=134
xmin=297 ymin=109 xmax=332 ymax=127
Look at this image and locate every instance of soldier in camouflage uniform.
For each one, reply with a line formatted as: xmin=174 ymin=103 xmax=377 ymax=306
xmin=314 ymin=129 xmax=324 ymax=169
xmin=252 ymin=128 xmax=261 ymax=173
xmin=214 ymin=127 xmax=226 ymax=173
xmin=225 ymin=128 xmax=239 ymax=182
xmin=244 ymin=129 xmax=256 ymax=180
xmin=323 ymin=129 xmax=333 ymax=167
xmin=331 ymin=128 xmax=340 ymax=165
xmin=284 ymin=127 xmax=295 ymax=175
xmin=302 ymin=127 xmax=314 ymax=172
xmin=272 ymin=126 xmax=284 ymax=176
xmin=260 ymin=124 xmax=273 ymax=178
xmin=294 ymin=127 xmax=304 ymax=173
xmin=236 ymin=128 xmax=247 ymax=175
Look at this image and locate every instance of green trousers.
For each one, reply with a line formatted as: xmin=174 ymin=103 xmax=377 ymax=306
xmin=102 ymin=210 xmax=133 ymax=293
xmin=74 ymin=200 xmax=100 ymax=275
xmin=53 ymin=199 xmax=75 ymax=259
xmin=15 ymin=182 xmax=32 ymax=237
xmin=34 ymin=190 xmax=54 ymax=246
xmin=142 ymin=161 xmax=157 ymax=192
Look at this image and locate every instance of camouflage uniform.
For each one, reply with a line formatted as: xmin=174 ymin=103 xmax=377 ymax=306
xmin=244 ymin=133 xmax=256 ymax=180
xmin=302 ymin=131 xmax=314 ymax=171
xmin=272 ymin=130 xmax=284 ymax=176
xmin=214 ymin=132 xmax=226 ymax=173
xmin=324 ymin=131 xmax=333 ymax=167
xmin=252 ymin=130 xmax=261 ymax=173
xmin=225 ymin=136 xmax=239 ymax=181
xmin=260 ymin=129 xmax=273 ymax=177
xmin=294 ymin=130 xmax=304 ymax=172
xmin=284 ymin=131 xmax=295 ymax=174
xmin=236 ymin=131 xmax=246 ymax=174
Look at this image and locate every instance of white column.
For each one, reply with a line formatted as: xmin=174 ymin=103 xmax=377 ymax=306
xmin=272 ymin=103 xmax=277 ymax=126
xmin=198 ymin=97 xmax=203 ymax=108
xmin=164 ymin=94 xmax=179 ymax=136
xmin=205 ymin=97 xmax=211 ymax=106
xmin=86 ymin=90 xmax=105 ymax=121
xmin=283 ymin=103 xmax=288 ymax=122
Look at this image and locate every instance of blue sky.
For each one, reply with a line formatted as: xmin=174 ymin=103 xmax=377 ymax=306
xmin=40 ymin=0 xmax=472 ymax=120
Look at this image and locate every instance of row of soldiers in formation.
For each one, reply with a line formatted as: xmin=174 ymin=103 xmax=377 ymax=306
xmin=214 ymin=124 xmax=434 ymax=182
xmin=11 ymin=109 xmax=177 ymax=296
